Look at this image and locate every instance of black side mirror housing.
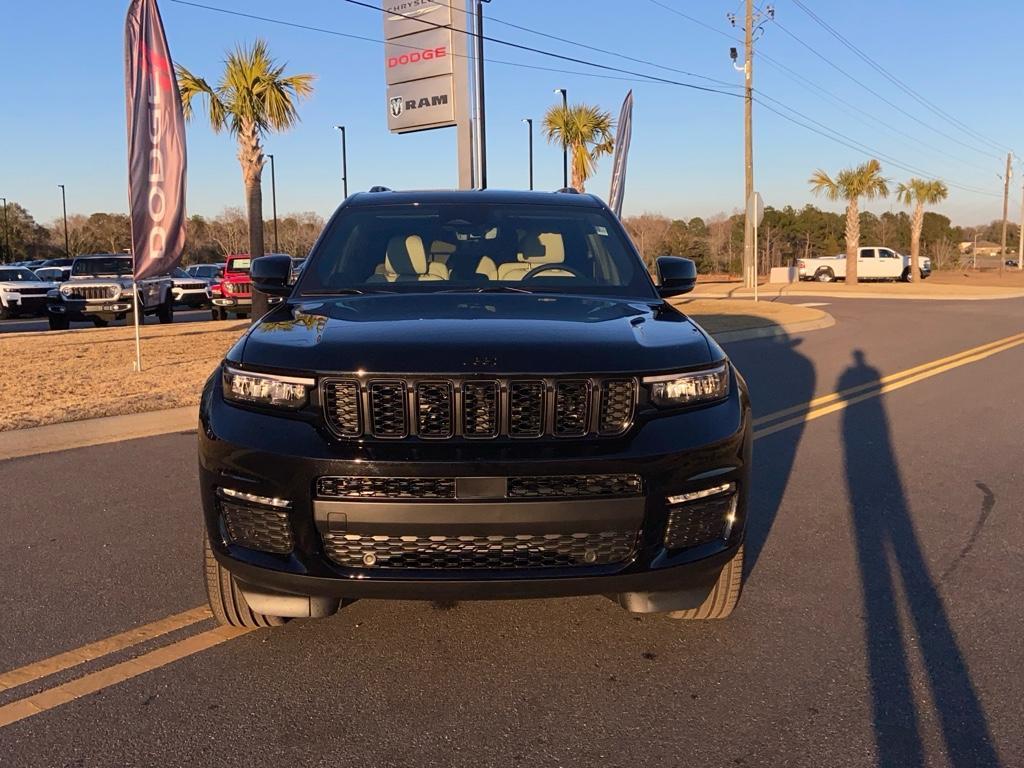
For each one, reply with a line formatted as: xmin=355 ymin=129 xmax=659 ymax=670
xmin=251 ymin=254 xmax=293 ymax=297
xmin=656 ymin=256 xmax=697 ymax=298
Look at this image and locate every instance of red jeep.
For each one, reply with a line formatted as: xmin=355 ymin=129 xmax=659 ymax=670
xmin=209 ymin=255 xmax=252 ymax=320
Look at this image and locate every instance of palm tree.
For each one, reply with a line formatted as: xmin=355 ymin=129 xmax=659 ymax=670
xmin=542 ymin=103 xmax=614 ymax=192
xmin=177 ymin=40 xmax=314 ymax=260
xmin=896 ymin=178 xmax=949 ymax=281
xmin=808 ymin=159 xmax=889 ymax=284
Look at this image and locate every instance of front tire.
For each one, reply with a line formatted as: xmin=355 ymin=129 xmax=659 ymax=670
xmin=901 ymin=267 xmax=912 ymax=283
xmin=48 ymin=312 xmax=70 ymax=331
xmin=667 ymin=544 xmax=744 ymax=620
xmin=814 ymin=267 xmax=834 ymax=283
xmin=92 ymin=317 xmax=109 ymax=328
xmin=203 ymin=537 xmax=287 ymax=628
xmin=157 ymin=296 xmax=174 ymax=324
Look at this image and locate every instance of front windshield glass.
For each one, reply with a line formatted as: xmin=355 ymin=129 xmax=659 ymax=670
xmin=228 ymin=258 xmax=251 ymax=272
xmin=296 ymin=203 xmax=656 ymax=299
xmin=72 ymin=257 xmax=132 ymax=277
xmin=0 ymin=268 xmax=41 ymax=282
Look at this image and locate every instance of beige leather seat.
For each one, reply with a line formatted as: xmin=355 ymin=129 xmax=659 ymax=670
xmin=375 ymin=235 xmax=447 ymax=282
xmin=496 ymin=232 xmax=570 ymax=281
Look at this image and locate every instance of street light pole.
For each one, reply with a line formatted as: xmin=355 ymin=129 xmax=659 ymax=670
xmin=58 ymin=184 xmax=69 ymax=258
xmin=472 ymin=0 xmax=490 ymax=188
xmin=334 ymin=125 xmax=348 ymax=198
xmin=554 ymin=88 xmax=567 ymax=188
xmin=522 ymin=118 xmax=534 ymax=190
xmin=1 ymin=198 xmax=9 ymax=263
xmin=267 ymin=154 xmax=279 ymax=253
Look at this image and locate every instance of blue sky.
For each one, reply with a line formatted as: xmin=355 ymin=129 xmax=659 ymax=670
xmin=1 ymin=0 xmax=1020 ymax=227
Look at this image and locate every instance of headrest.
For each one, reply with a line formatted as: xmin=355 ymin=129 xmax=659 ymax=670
xmin=517 ymin=232 xmax=565 ymax=263
xmin=385 ymin=235 xmax=427 ymax=275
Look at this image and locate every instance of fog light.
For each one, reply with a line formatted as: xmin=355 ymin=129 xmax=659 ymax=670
xmin=664 ymin=483 xmax=738 ymax=551
xmin=218 ymin=487 xmax=291 ymax=508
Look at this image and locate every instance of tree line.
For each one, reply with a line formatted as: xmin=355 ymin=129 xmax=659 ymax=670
xmin=0 ymin=201 xmax=324 ymax=265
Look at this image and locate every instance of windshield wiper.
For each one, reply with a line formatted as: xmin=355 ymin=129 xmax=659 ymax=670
xmin=301 ymin=288 xmax=369 ymax=296
xmin=440 ymin=285 xmax=535 ymax=294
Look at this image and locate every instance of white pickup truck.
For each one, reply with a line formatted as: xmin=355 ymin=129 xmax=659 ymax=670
xmin=798 ymin=247 xmax=930 ymax=283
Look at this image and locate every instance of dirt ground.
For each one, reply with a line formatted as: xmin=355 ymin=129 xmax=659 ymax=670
xmin=926 ymin=268 xmax=1024 ymax=287
xmin=0 ymin=300 xmax=827 ymax=432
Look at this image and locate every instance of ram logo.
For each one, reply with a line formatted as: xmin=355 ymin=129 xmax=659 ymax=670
xmin=389 ymin=96 xmax=404 ymax=118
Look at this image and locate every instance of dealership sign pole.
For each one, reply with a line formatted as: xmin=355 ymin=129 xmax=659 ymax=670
xmin=382 ymin=0 xmax=473 ymax=188
xmin=124 ymin=0 xmax=187 ymax=371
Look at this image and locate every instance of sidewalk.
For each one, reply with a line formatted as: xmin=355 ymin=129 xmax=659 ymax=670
xmin=692 ymin=281 xmax=1024 ymax=301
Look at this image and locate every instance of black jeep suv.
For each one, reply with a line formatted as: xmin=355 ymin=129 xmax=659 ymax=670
xmin=199 ymin=189 xmax=751 ymax=627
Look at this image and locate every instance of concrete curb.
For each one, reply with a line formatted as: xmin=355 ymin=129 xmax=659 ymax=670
xmin=1 ymin=406 xmax=197 ymax=462
xmin=693 ymin=286 xmax=1024 ymax=302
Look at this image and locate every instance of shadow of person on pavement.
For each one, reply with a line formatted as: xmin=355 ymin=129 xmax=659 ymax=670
xmin=838 ymin=349 xmax=999 ymax=768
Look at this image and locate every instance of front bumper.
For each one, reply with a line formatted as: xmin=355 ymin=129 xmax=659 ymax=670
xmin=199 ymin=371 xmax=752 ymax=605
xmin=48 ymin=298 xmax=133 ymax=320
xmin=211 ymin=295 xmax=252 ymax=308
xmin=174 ymin=288 xmax=210 ymax=307
xmin=1 ymin=294 xmax=49 ymax=315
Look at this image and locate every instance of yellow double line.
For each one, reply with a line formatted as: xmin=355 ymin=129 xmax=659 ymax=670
xmin=2 ymin=330 xmax=1023 ymax=729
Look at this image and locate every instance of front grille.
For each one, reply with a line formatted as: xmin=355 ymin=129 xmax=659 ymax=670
xmin=508 ymin=474 xmax=642 ymax=499
xmin=318 ymin=476 xmax=456 ymax=499
xmin=180 ymin=282 xmax=206 ymax=291
xmin=322 ymin=530 xmax=638 ymax=570
xmin=67 ymin=285 xmax=118 ymax=300
xmin=322 ymin=376 xmax=637 ymax=440
xmin=219 ymin=500 xmax=293 ymax=554
xmin=664 ymin=493 xmax=737 ymax=550
xmin=224 ymin=280 xmax=251 ymax=295
xmin=16 ymin=287 xmax=49 ymax=296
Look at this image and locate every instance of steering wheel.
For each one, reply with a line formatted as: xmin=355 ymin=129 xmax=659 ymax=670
xmin=521 ymin=263 xmax=587 ymax=280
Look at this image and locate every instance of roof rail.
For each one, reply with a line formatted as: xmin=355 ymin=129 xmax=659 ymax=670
xmin=555 ymin=187 xmax=580 ymax=194
xmin=368 ymin=185 xmax=392 ymax=193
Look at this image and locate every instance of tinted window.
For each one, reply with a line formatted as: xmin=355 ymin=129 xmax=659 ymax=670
xmin=0 ymin=268 xmax=41 ymax=282
xmin=72 ymin=257 xmax=133 ymax=277
xmin=298 ymin=203 xmax=654 ymax=299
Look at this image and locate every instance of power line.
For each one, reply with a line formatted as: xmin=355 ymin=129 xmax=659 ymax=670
xmin=789 ymin=0 xmax=1012 ymax=156
xmin=765 ymin=13 xmax=1003 ymax=161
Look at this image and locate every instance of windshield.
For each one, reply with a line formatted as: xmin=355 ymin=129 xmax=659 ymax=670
xmin=0 ymin=268 xmax=42 ymax=282
xmin=296 ymin=203 xmax=656 ymax=299
xmin=173 ymin=268 xmax=190 ymax=278
xmin=72 ymin=257 xmax=132 ymax=277
xmin=228 ymin=258 xmax=251 ymax=272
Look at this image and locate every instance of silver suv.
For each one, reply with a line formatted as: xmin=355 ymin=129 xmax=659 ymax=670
xmin=46 ymin=254 xmax=175 ymax=329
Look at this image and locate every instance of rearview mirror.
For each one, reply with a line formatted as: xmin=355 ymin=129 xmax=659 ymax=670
xmin=655 ymin=256 xmax=697 ymax=298
xmin=251 ymin=254 xmax=293 ymax=297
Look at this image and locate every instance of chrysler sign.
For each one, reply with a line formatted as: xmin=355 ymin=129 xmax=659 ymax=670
xmin=383 ymin=1 xmax=459 ymax=134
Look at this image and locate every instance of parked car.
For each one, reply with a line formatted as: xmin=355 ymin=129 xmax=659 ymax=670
xmin=33 ymin=266 xmax=71 ymax=283
xmin=0 ymin=266 xmax=57 ymax=318
xmin=187 ymin=263 xmax=226 ymax=282
xmin=198 ymin=188 xmax=751 ymax=628
xmin=208 ymin=255 xmax=252 ymax=320
xmin=798 ymin=247 xmax=930 ymax=282
xmin=40 ymin=258 xmax=74 ymax=269
xmin=46 ymin=254 xmax=174 ymax=329
xmin=170 ymin=267 xmax=212 ymax=308
xmin=1006 ymin=259 xmax=1019 ymax=268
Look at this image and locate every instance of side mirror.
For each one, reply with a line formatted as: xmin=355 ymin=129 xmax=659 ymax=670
xmin=655 ymin=256 xmax=697 ymax=298
xmin=251 ymin=254 xmax=293 ymax=297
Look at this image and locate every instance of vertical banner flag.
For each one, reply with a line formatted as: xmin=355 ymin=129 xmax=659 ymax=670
xmin=607 ymin=90 xmax=633 ymax=218
xmin=125 ymin=0 xmax=187 ymax=280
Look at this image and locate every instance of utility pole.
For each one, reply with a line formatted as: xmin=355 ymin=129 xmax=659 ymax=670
xmin=58 ymin=184 xmax=69 ymax=258
xmin=729 ymin=3 xmax=773 ymax=290
xmin=1 ymin=198 xmax=9 ymax=263
xmin=1018 ymin=181 xmax=1024 ymax=271
xmin=334 ymin=125 xmax=348 ymax=198
xmin=472 ymin=0 xmax=490 ymax=189
xmin=267 ymin=154 xmax=279 ymax=253
xmin=1000 ymin=152 xmax=1012 ymax=274
xmin=522 ymin=118 xmax=534 ymax=190
xmin=554 ymin=88 xmax=568 ymax=188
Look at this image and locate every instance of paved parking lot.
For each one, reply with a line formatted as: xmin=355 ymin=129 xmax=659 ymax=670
xmin=1 ymin=297 xmax=1021 ymax=767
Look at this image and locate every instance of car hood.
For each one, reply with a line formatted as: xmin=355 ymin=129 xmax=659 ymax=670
xmin=236 ymin=293 xmax=718 ymax=375
xmin=0 ymin=281 xmax=54 ymax=289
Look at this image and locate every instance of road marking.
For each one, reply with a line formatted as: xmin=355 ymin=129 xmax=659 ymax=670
xmin=752 ymin=330 xmax=1024 ymax=430
xmin=794 ymin=302 xmax=831 ymax=307
xmin=2 ymin=331 xmax=1024 ymax=729
xmin=754 ymin=331 xmax=1024 ymax=439
xmin=0 ymin=627 xmax=246 ymax=729
xmin=0 ymin=607 xmax=210 ymax=693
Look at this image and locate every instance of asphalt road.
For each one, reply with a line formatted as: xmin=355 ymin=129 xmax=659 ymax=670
xmin=0 ymin=308 xmax=214 ymax=334
xmin=1 ymin=297 xmax=1022 ymax=767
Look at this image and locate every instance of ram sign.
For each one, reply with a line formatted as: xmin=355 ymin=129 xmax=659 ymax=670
xmin=383 ymin=0 xmax=460 ymax=134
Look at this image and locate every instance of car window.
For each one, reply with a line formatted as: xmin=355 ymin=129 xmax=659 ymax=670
xmin=72 ymin=257 xmax=133 ymax=277
xmin=228 ymin=259 xmax=251 ymax=272
xmin=859 ymin=248 xmax=876 ymax=259
xmin=297 ymin=203 xmax=654 ymax=299
xmin=0 ymin=268 xmax=42 ymax=282
xmin=878 ymin=249 xmax=897 ymax=259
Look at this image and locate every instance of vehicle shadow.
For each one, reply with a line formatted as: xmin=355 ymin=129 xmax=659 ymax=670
xmin=838 ymin=350 xmax=999 ymax=768
xmin=714 ymin=322 xmax=816 ymax=575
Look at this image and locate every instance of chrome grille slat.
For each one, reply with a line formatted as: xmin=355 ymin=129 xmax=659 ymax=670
xmin=321 ymin=376 xmax=636 ymax=440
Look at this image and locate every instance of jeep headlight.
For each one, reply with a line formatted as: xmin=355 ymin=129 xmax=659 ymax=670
xmin=222 ymin=366 xmax=313 ymax=409
xmin=644 ymin=363 xmax=729 ymax=407
xmin=60 ymin=285 xmax=75 ymax=296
